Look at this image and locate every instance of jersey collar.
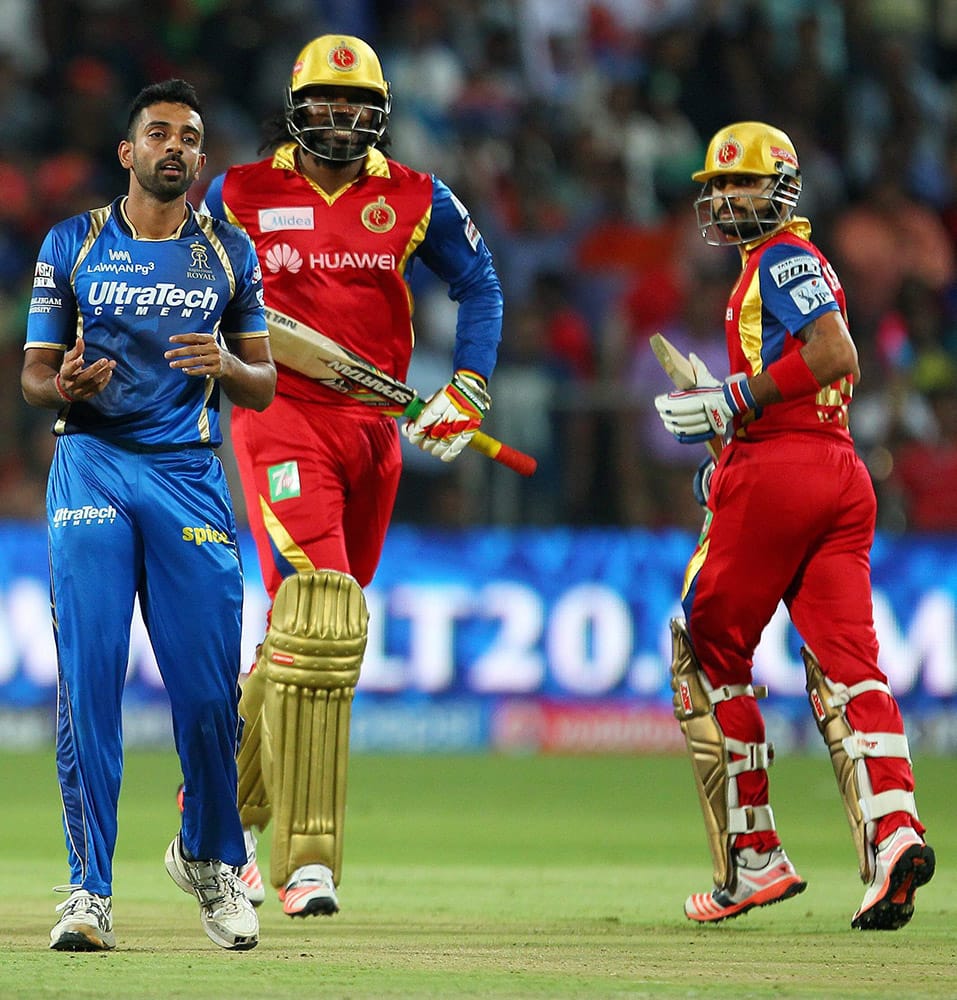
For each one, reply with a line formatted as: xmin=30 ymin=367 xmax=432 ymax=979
xmin=272 ymin=143 xmax=392 ymax=179
xmin=739 ymin=216 xmax=812 ymax=260
xmin=116 ymin=196 xmax=195 ymax=240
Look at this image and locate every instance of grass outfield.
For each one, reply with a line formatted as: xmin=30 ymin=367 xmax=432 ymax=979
xmin=0 ymin=750 xmax=953 ymax=999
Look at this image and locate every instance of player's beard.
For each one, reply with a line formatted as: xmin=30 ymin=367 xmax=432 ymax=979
xmin=132 ymin=153 xmax=197 ymax=202
xmin=715 ymin=197 xmax=778 ymax=242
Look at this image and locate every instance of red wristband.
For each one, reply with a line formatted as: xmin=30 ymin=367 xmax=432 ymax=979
xmin=766 ymin=350 xmax=819 ymax=401
xmin=54 ymin=373 xmax=76 ymax=403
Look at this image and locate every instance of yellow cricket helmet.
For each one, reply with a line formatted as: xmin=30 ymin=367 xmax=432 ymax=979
xmin=285 ymin=35 xmax=391 ymax=163
xmin=692 ymin=122 xmax=802 ymax=245
xmin=693 ymin=121 xmax=800 ymax=183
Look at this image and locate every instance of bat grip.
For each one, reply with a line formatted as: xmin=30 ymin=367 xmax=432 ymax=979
xmin=401 ymin=399 xmax=537 ymax=477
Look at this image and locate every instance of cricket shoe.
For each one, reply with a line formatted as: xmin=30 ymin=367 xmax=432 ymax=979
xmin=279 ymin=863 xmax=339 ymax=917
xmin=50 ymin=888 xmax=116 ymax=951
xmin=175 ymin=785 xmax=264 ymax=907
xmin=165 ymin=835 xmax=259 ymax=950
xmin=235 ymin=828 xmax=265 ymax=907
xmin=685 ymin=846 xmax=807 ymax=923
xmin=852 ymin=827 xmax=935 ymax=931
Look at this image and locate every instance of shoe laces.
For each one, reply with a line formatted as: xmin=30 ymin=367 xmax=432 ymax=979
xmin=211 ymin=869 xmax=252 ymax=918
xmin=186 ymin=861 xmax=249 ymax=919
xmin=55 ymin=888 xmax=111 ymax=924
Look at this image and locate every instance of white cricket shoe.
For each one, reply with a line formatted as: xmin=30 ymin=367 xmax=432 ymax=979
xmin=685 ymin=846 xmax=807 ymax=923
xmin=165 ymin=835 xmax=259 ymax=950
xmin=280 ymin=863 xmax=339 ymax=917
xmin=50 ymin=888 xmax=116 ymax=951
xmin=235 ymin=828 xmax=265 ymax=907
xmin=852 ymin=826 xmax=935 ymax=930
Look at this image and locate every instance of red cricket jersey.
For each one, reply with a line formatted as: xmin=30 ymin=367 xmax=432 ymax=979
xmin=727 ymin=220 xmax=855 ymax=444
xmin=220 ymin=145 xmax=434 ymax=405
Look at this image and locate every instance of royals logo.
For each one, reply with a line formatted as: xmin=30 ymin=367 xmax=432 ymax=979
xmin=187 ymin=241 xmax=215 ymax=279
xmin=361 ymin=196 xmax=396 ymax=234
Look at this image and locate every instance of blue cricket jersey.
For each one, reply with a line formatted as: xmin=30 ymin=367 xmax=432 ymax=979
xmin=25 ymin=196 xmax=266 ymax=450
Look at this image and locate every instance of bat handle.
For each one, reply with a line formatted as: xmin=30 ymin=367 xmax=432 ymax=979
xmin=469 ymin=431 xmax=537 ymax=477
xmin=402 ymin=398 xmax=537 ymax=477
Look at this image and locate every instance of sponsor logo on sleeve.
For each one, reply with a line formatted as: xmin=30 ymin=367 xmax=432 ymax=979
xmin=769 ymin=254 xmax=821 ymax=287
xmin=258 ymin=207 xmax=315 ymax=232
xmin=790 ymin=277 xmax=836 ymax=314
xmin=34 ymin=261 xmax=56 ymax=288
xmin=29 ymin=295 xmax=62 ymax=315
xmin=464 ymin=217 xmax=480 ymax=251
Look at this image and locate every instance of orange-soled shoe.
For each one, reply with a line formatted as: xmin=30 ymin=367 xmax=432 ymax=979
xmin=279 ymin=864 xmax=339 ymax=917
xmin=685 ymin=847 xmax=806 ymax=923
xmin=852 ymin=827 xmax=935 ymax=930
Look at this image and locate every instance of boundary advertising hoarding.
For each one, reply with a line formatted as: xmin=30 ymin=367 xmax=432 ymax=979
xmin=0 ymin=523 xmax=955 ymax=752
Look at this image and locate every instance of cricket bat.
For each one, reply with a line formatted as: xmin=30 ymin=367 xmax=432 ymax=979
xmin=649 ymin=332 xmax=723 ymax=460
xmin=263 ymin=306 xmax=537 ymax=477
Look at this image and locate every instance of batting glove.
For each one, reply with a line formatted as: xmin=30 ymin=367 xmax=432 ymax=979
xmin=692 ymin=457 xmax=716 ymax=507
xmin=654 ymin=353 xmax=755 ymax=445
xmin=403 ymin=370 xmax=491 ymax=462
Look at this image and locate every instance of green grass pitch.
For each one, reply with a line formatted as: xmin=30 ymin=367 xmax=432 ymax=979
xmin=0 ymin=749 xmax=954 ymax=999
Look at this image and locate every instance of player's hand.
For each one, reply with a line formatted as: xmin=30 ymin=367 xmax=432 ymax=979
xmin=655 ymin=353 xmax=755 ymax=444
xmin=56 ymin=336 xmax=116 ymax=401
xmin=403 ymin=370 xmax=491 ymax=462
xmin=165 ymin=333 xmax=225 ymax=377
xmin=692 ymin=457 xmax=715 ymax=507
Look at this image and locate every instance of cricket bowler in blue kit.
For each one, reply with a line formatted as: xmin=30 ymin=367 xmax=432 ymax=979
xmin=21 ymin=79 xmax=276 ymax=952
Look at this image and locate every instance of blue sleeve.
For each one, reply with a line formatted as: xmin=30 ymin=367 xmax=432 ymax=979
xmin=414 ymin=177 xmax=503 ymax=381
xmin=758 ymin=244 xmax=839 ymax=336
xmin=219 ymin=225 xmax=267 ymax=337
xmin=200 ymin=173 xmax=226 ymax=220
xmin=25 ymin=219 xmax=83 ymax=351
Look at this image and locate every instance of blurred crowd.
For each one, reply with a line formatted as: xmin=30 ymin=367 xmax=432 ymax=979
xmin=1 ymin=0 xmax=956 ymax=533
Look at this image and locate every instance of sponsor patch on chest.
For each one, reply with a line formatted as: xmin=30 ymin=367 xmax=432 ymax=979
xmin=258 ymin=207 xmax=315 ymax=232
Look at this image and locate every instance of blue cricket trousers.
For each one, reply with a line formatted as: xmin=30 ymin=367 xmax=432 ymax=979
xmin=48 ymin=433 xmax=247 ymax=896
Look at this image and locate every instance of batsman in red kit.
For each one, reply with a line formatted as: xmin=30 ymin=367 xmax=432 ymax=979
xmin=198 ymin=35 xmax=503 ymax=917
xmin=654 ymin=122 xmax=934 ymax=929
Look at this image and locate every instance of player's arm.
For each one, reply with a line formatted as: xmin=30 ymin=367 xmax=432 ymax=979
xmin=414 ymin=178 xmax=503 ymax=380
xmin=219 ymin=334 xmax=276 ymax=411
xmin=656 ymin=250 xmax=857 ymax=444
xmin=22 ymin=225 xmax=116 ymax=409
xmin=403 ymin=179 xmax=502 ymax=461
xmin=22 ymin=341 xmax=116 ymax=409
xmin=748 ymin=309 xmax=859 ymax=406
xmin=198 ymin=173 xmax=226 ymax=219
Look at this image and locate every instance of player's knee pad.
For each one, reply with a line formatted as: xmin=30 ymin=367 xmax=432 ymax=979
xmin=260 ymin=569 xmax=368 ymax=888
xmin=803 ymin=645 xmax=917 ymax=883
xmin=236 ymin=662 xmax=271 ymax=830
xmin=670 ymin=618 xmax=774 ymax=892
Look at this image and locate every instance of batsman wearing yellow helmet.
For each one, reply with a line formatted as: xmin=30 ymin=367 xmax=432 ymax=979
xmin=195 ymin=35 xmax=503 ymax=918
xmin=654 ymin=122 xmax=935 ymax=929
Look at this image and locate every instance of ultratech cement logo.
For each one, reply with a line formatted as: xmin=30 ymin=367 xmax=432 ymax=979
xmin=53 ymin=504 xmax=118 ymax=527
xmin=86 ymin=280 xmax=220 ymax=318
